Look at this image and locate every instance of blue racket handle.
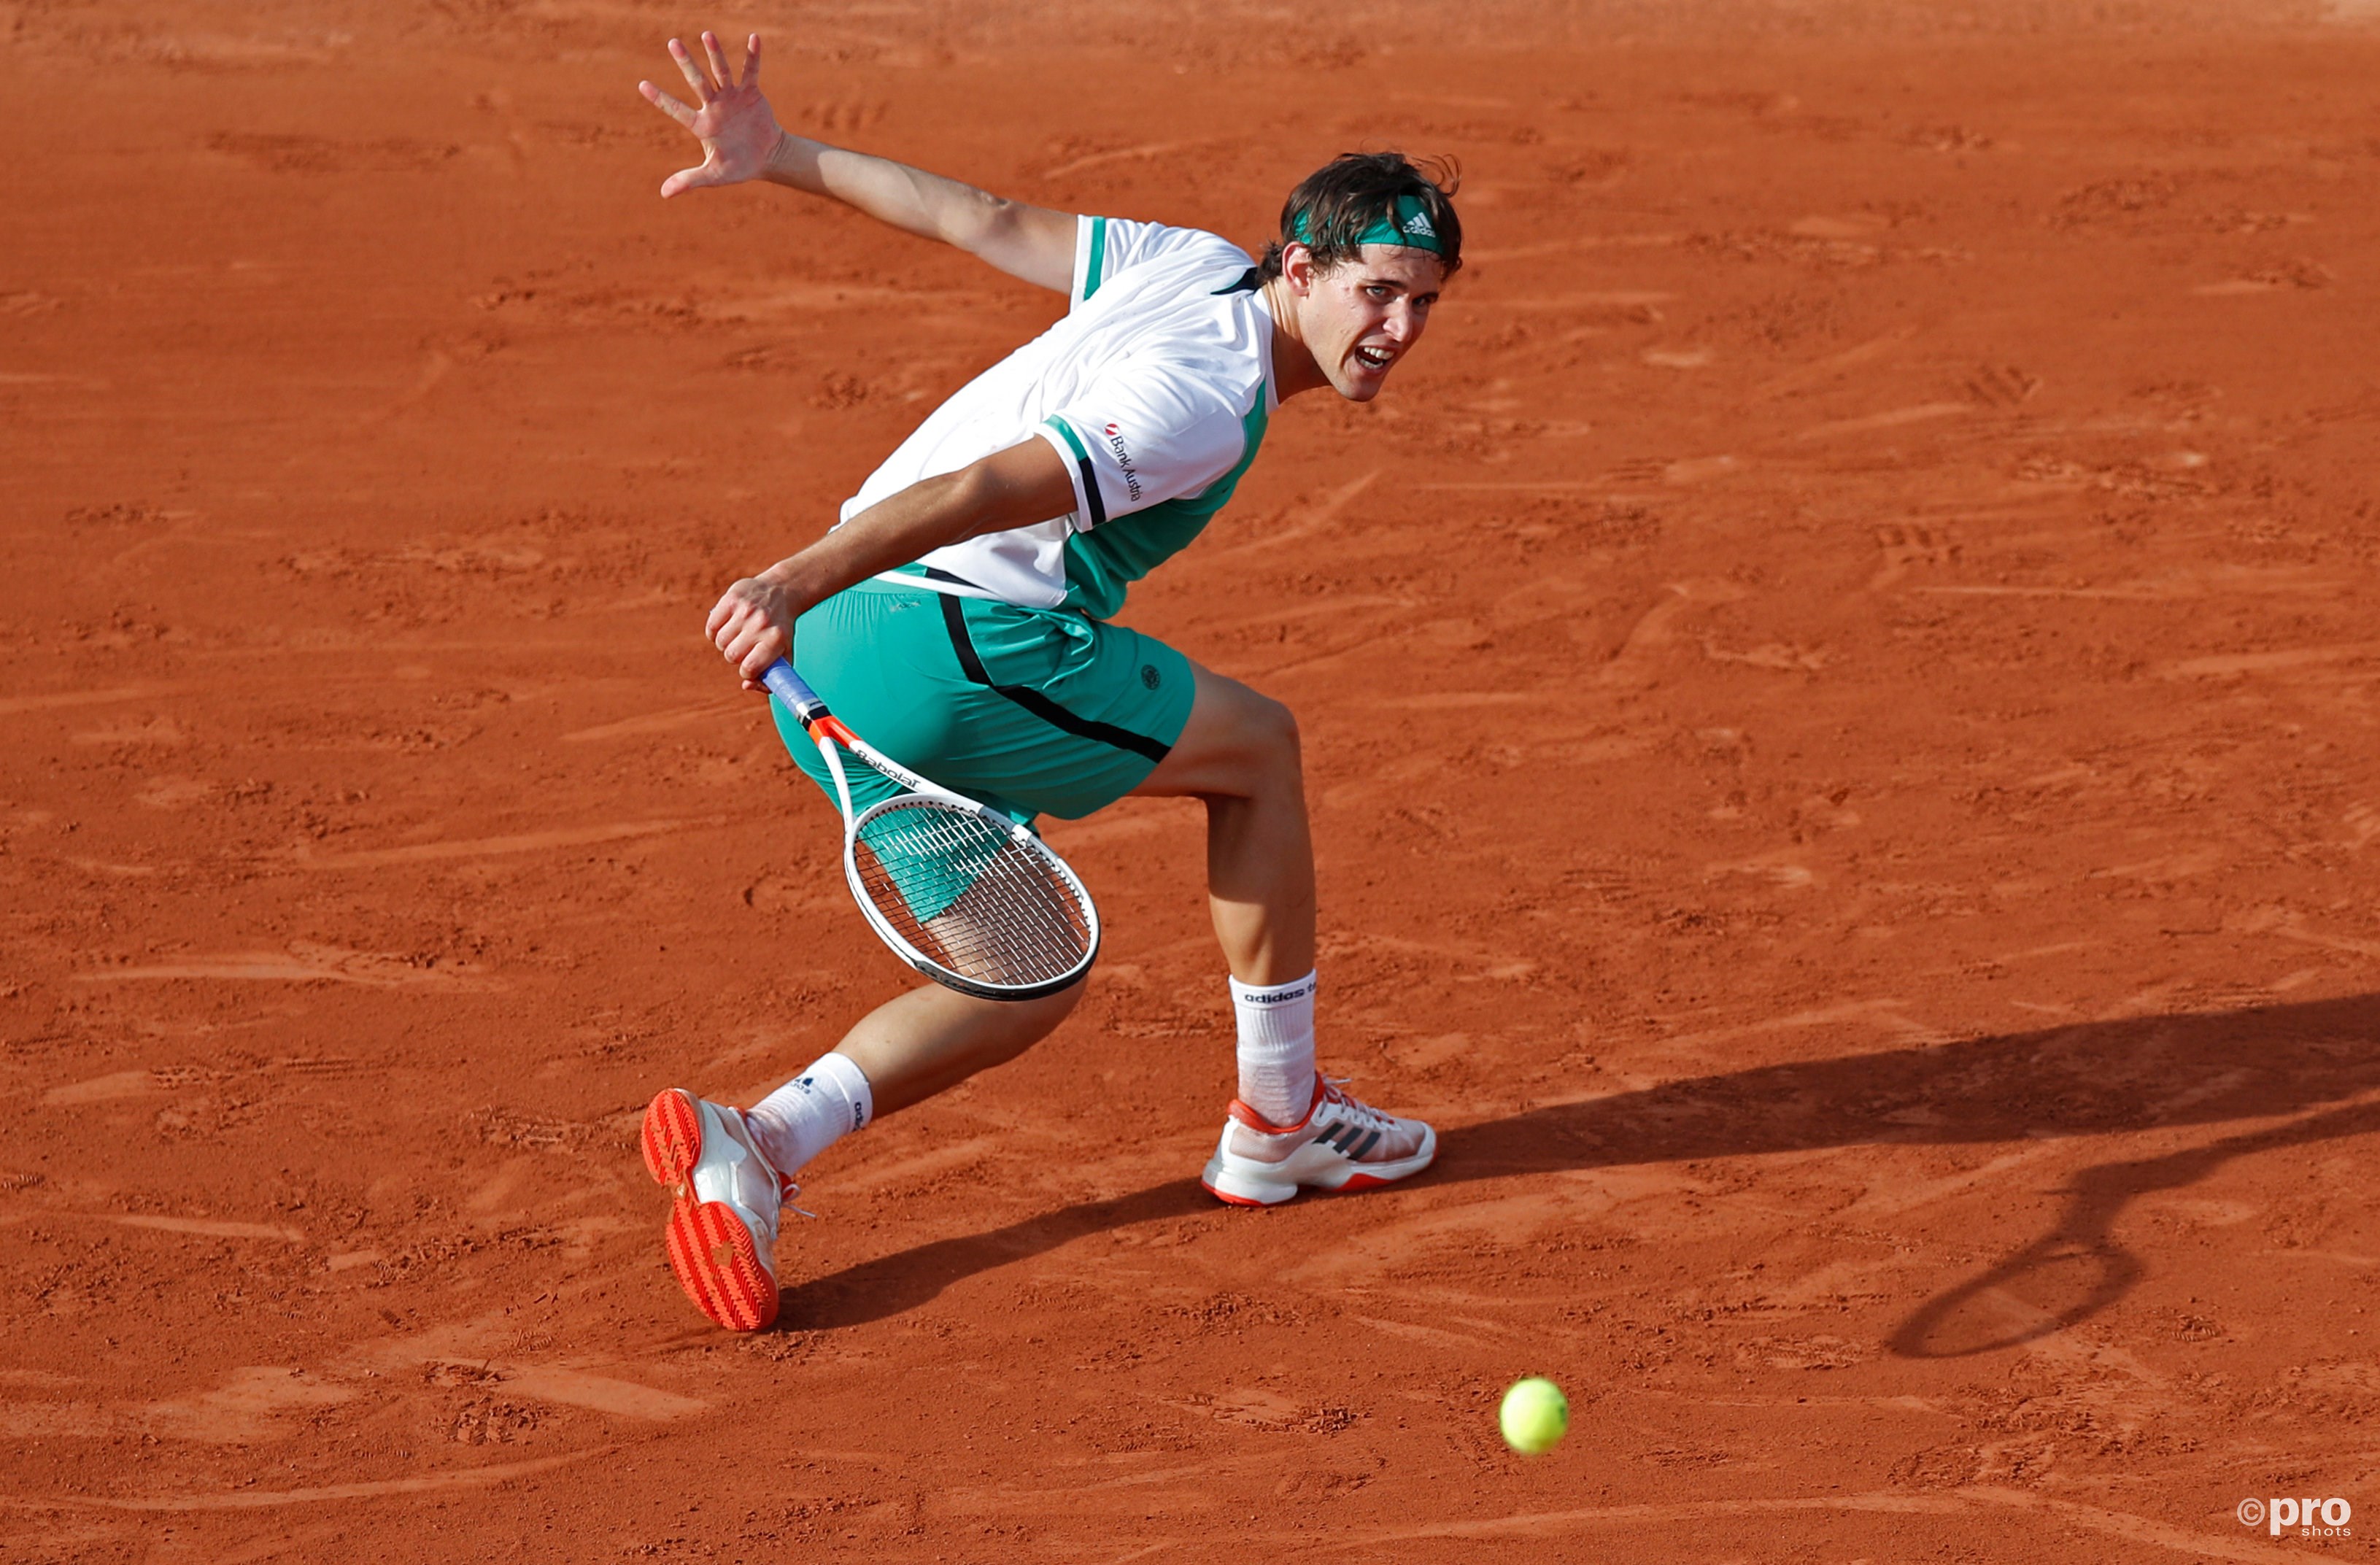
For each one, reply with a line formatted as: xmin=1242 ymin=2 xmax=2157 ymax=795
xmin=760 ymin=659 xmax=832 ymax=730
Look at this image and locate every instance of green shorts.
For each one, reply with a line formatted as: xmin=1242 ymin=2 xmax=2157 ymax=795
xmin=771 ymin=577 xmax=1196 ymax=826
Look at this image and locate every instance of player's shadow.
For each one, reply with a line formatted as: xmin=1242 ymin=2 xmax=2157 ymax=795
xmin=776 ymin=992 xmax=2380 ymax=1342
xmin=778 ymin=1178 xmax=1210 ymax=1332
xmin=1886 ymin=1094 xmax=2380 ymax=1358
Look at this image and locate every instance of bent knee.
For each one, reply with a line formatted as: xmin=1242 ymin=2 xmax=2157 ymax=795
xmin=1241 ymin=690 xmax=1301 ymax=765
xmin=1135 ymin=671 xmax=1306 ymax=799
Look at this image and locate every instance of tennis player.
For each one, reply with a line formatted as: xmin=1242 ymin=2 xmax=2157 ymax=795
xmin=634 ymin=32 xmax=1459 ymax=1332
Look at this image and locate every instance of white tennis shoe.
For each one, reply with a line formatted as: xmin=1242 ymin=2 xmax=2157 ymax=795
xmin=641 ymin=1089 xmax=788 ymax=1332
xmin=1201 ymin=1075 xmax=1436 ymax=1207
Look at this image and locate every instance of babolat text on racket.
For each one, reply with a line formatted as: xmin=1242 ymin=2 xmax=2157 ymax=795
xmin=760 ymin=658 xmax=1099 ymax=1001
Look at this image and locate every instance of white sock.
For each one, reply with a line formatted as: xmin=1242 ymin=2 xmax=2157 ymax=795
xmin=1232 ymin=970 xmax=1318 ymax=1127
xmin=742 ymin=1051 xmax=874 ymax=1180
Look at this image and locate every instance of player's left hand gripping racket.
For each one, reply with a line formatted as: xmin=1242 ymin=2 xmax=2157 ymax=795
xmin=761 ymin=658 xmax=1099 ymax=1001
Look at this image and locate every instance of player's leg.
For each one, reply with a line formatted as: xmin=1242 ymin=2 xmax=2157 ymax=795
xmin=645 ymin=582 xmax=1167 ymax=1330
xmin=1129 ymin=663 xmax=1314 ymax=983
xmin=1131 ymin=662 xmax=1434 ymax=1206
xmin=830 ymin=979 xmax=1083 ymax=1113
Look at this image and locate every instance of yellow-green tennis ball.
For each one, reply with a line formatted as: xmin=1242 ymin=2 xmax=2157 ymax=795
xmin=1499 ymin=1377 xmax=1569 ymax=1454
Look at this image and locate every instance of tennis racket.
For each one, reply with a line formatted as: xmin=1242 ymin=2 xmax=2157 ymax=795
xmin=760 ymin=658 xmax=1099 ymax=1001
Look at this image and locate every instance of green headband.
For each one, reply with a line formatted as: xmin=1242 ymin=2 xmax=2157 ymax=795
xmin=1288 ymin=193 xmax=1448 ymax=257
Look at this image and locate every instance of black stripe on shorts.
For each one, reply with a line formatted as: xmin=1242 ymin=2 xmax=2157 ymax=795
xmin=937 ymin=592 xmax=1172 ymax=765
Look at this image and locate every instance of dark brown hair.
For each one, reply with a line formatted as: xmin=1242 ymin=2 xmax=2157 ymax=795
xmin=1256 ymin=151 xmax=1463 ymax=282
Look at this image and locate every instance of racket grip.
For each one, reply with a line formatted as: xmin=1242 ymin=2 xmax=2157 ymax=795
xmin=760 ymin=659 xmax=832 ymax=729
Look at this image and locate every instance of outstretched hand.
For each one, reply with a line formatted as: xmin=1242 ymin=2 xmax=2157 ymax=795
xmin=638 ymin=31 xmax=782 ymax=198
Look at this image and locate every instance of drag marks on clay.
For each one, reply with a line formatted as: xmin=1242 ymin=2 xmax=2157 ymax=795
xmin=1318 ymin=1488 xmax=2310 ymax=1561
xmin=417 ymin=1361 xmax=706 ymax=1421
xmin=359 ymin=349 xmax=453 ymax=425
xmin=1280 ymin=1186 xmax=1620 ymax=1287
xmin=1701 ymin=854 xmax=1819 ymax=890
xmin=1644 ymin=998 xmax=1944 ymax=1052
xmin=2232 ymin=906 xmax=2380 ymax=962
xmin=41 ymin=1070 xmax=170 ymax=1106
xmin=0 ymin=684 xmax=182 ymax=718
xmin=560 ymin=694 xmax=753 ymax=743
xmin=207 ymin=133 xmax=461 ymax=177
xmin=832 ymin=1135 xmax=1004 ymax=1196
xmin=1351 ymin=1313 xmax=1508 ymax=1351
xmin=1202 ymin=594 xmax=1415 ymax=633
xmin=41 ymin=1054 xmax=366 ymax=1107
xmin=1321 ymin=931 xmax=1538 ymax=982
xmin=0 ymin=1367 xmax=350 ymax=1445
xmin=1842 ymin=1142 xmax=2070 ymax=1220
xmin=1211 ymin=468 xmax=1380 ymax=557
xmin=1959 ymin=1488 xmax=2319 ymax=1565
xmin=2155 ymin=641 xmax=2380 ymax=679
xmin=1479 ymin=290 xmax=1675 ymax=312
xmin=287 ymin=816 xmax=725 ymax=868
xmin=0 ymin=1448 xmax=607 ymax=1512
xmin=1790 ymin=401 xmax=1974 ymax=442
xmin=72 ymin=943 xmax=500 ymax=989
xmin=934 ymin=1456 xmax=1284 ymax=1528
xmin=1466 ymin=233 xmax=1683 ymax=263
xmin=1599 ymin=579 xmax=1751 ymax=688
xmin=111 ymin=1216 xmax=306 ymax=1243
xmin=1039 ymin=137 xmax=1235 ymax=179
xmin=1918 ymin=565 xmax=2348 ymax=603
xmin=1752 ymin=325 xmax=1920 ymax=400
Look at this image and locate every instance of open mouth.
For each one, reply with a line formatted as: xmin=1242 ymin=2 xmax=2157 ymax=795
xmin=1353 ymin=344 xmax=1396 ymax=372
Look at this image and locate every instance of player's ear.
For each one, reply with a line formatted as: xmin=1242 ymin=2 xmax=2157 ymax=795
xmin=1280 ymin=241 xmax=1318 ymax=295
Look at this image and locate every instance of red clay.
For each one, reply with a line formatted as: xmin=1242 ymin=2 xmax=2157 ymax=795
xmin=6 ymin=1 xmax=2380 ymax=1559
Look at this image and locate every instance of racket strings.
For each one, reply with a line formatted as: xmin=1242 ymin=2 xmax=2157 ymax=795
xmin=851 ymin=801 xmax=1092 ymax=988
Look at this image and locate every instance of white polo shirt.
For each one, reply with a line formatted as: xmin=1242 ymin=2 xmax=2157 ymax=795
xmin=847 ymin=215 xmax=1278 ymax=621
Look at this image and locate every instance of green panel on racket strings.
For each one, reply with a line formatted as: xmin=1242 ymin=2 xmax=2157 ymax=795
xmin=854 ymin=805 xmax=1008 ymax=927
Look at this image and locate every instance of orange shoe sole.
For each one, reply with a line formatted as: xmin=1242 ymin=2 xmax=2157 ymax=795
xmin=663 ymin=1195 xmax=779 ymax=1332
xmin=641 ymin=1089 xmax=779 ymax=1332
xmin=641 ymin=1088 xmax=703 ymax=1189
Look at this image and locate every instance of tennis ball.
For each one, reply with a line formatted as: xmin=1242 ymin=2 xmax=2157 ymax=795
xmin=1499 ymin=1376 xmax=1569 ymax=1454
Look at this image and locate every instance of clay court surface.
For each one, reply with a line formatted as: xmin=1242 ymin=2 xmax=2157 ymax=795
xmin=9 ymin=0 xmax=2380 ymax=1558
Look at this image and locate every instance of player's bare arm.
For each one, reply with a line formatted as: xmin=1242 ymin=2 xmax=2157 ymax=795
xmin=705 ymin=437 xmax=1075 ymax=686
xmin=638 ymin=31 xmax=1078 ymax=291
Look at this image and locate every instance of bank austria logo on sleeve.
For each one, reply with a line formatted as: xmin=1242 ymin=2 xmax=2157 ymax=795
xmin=1102 ymin=421 xmax=1143 ymax=502
xmin=2239 ymin=1495 xmax=2353 ymax=1537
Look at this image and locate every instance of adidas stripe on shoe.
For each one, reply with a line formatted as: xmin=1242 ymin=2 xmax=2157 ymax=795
xmin=1200 ymin=1075 xmax=1435 ymax=1207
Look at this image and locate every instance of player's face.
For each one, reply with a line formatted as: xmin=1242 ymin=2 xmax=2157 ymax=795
xmin=1297 ymin=244 xmax=1447 ymax=402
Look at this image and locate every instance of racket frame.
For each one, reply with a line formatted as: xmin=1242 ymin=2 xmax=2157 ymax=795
xmin=761 ymin=659 xmax=1100 ymax=1000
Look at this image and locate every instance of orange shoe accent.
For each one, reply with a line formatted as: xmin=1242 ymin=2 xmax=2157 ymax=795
xmin=1224 ymin=1075 xmax=1326 ymax=1135
xmin=664 ymin=1197 xmax=779 ymax=1332
xmin=641 ymin=1089 xmax=703 ymax=1189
